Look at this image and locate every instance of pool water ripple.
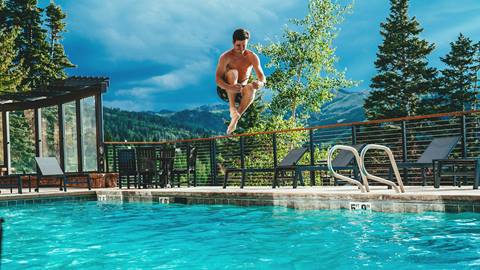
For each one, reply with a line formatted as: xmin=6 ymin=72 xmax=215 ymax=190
xmin=0 ymin=201 xmax=479 ymax=269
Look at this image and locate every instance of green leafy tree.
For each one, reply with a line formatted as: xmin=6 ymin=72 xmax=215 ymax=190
xmin=45 ymin=1 xmax=75 ymax=79
xmin=434 ymin=34 xmax=480 ymax=112
xmin=364 ymin=0 xmax=437 ymax=119
xmin=256 ymin=0 xmax=355 ymax=124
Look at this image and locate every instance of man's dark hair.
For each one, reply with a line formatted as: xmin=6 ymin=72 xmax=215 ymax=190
xmin=232 ymin=29 xmax=250 ymax=42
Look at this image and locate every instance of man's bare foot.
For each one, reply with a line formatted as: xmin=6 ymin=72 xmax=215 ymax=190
xmin=229 ymin=107 xmax=240 ymax=119
xmin=227 ymin=112 xmax=240 ymax=135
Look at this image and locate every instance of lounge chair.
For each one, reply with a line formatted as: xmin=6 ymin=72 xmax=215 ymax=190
xmin=272 ymin=147 xmax=309 ymax=188
xmin=172 ymin=147 xmax=197 ymax=187
xmin=35 ymin=157 xmax=91 ymax=192
xmin=294 ymin=144 xmax=365 ymax=188
xmin=391 ymin=136 xmax=460 ymax=185
xmin=223 ymin=147 xmax=308 ymax=189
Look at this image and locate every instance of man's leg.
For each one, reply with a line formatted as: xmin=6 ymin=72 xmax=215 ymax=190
xmin=238 ymin=83 xmax=256 ymax=115
xmin=224 ymin=69 xmax=240 ymax=118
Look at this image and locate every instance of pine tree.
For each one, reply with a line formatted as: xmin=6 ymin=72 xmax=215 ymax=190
xmin=435 ymin=34 xmax=479 ymax=112
xmin=474 ymin=42 xmax=480 ymax=109
xmin=6 ymin=0 xmax=53 ymax=89
xmin=0 ymin=27 xmax=26 ymax=93
xmin=0 ymin=0 xmax=7 ymax=28
xmin=45 ymin=1 xmax=74 ymax=79
xmin=364 ymin=0 xmax=437 ymax=119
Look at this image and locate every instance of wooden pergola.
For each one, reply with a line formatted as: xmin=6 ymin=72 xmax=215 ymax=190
xmin=0 ymin=76 xmax=109 ymax=174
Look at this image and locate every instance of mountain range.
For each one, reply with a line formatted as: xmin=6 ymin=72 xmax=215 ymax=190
xmin=104 ymin=89 xmax=368 ymax=142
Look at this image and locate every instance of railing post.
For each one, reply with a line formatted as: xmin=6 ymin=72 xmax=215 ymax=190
xmin=401 ymin=120 xmax=408 ymax=183
xmin=460 ymin=115 xmax=467 ymax=158
xmin=401 ymin=121 xmax=407 ymax=162
xmin=240 ymin=136 xmax=246 ymax=188
xmin=113 ymin=145 xmax=118 ymax=172
xmin=272 ymin=133 xmax=278 ymax=168
xmin=104 ymin=144 xmax=110 ymax=172
xmin=309 ymin=129 xmax=315 ymax=186
xmin=210 ymin=139 xmax=217 ymax=186
xmin=351 ymin=125 xmax=357 ymax=145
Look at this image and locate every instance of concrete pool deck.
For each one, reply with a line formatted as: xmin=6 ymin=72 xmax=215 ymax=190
xmin=1 ymin=186 xmax=480 ymax=213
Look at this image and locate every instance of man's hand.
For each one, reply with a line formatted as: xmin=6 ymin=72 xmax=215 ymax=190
xmin=229 ymin=83 xmax=243 ymax=93
xmin=252 ymin=81 xmax=264 ymax=90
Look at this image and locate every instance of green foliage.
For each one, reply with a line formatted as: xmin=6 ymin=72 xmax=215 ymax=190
xmin=0 ymin=27 xmax=26 ymax=93
xmin=10 ymin=111 xmax=36 ymax=173
xmin=255 ymin=0 xmax=356 ymax=123
xmin=6 ymin=0 xmax=53 ymax=89
xmin=432 ymin=34 xmax=479 ymax=112
xmin=364 ymin=0 xmax=437 ymax=119
xmin=45 ymin=2 xmax=75 ymax=79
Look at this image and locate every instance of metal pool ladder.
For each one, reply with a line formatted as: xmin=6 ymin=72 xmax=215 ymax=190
xmin=360 ymin=144 xmax=405 ymax=193
xmin=327 ymin=144 xmax=405 ymax=193
xmin=327 ymin=145 xmax=370 ymax=193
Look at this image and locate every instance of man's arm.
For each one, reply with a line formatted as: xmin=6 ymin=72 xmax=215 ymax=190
xmin=251 ymin=53 xmax=266 ymax=89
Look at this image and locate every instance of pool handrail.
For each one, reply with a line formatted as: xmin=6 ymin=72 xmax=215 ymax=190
xmin=360 ymin=144 xmax=405 ymax=193
xmin=327 ymin=145 xmax=370 ymax=192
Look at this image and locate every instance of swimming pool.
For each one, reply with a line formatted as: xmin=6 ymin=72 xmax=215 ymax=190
xmin=1 ymin=200 xmax=479 ymax=269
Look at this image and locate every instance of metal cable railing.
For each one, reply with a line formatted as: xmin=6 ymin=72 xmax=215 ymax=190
xmin=104 ymin=110 xmax=480 ymax=187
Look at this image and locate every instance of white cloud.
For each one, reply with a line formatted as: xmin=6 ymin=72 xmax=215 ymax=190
xmin=104 ymin=99 xmax=156 ymax=111
xmin=141 ymin=60 xmax=212 ymax=90
xmin=116 ymin=59 xmax=212 ymax=98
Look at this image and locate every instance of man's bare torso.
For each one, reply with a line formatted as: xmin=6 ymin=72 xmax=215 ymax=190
xmin=223 ymin=49 xmax=254 ymax=84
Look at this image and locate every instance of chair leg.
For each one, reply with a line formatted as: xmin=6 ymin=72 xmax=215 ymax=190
xmin=474 ymin=159 xmax=480 ymax=190
xmin=59 ymin=176 xmax=63 ymax=191
xmin=87 ymin=175 xmax=92 ymax=190
xmin=17 ymin=175 xmax=22 ymax=194
xmin=35 ymin=175 xmax=40 ymax=192
xmin=293 ymin=169 xmax=298 ymax=189
xmin=240 ymin=170 xmax=245 ymax=189
xmin=273 ymin=169 xmax=279 ymax=188
xmin=193 ymin=170 xmax=197 ymax=187
xmin=421 ymin=168 xmax=426 ymax=186
xmin=223 ymin=170 xmax=229 ymax=189
xmin=127 ymin=175 xmax=130 ymax=189
xmin=63 ymin=175 xmax=68 ymax=192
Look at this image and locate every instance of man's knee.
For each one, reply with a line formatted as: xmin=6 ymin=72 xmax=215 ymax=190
xmin=225 ymin=69 xmax=239 ymax=84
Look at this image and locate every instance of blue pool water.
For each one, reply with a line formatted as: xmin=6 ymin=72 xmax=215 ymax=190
xmin=1 ymin=201 xmax=479 ymax=270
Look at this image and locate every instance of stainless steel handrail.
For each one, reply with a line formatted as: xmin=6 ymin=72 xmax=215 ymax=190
xmin=360 ymin=144 xmax=405 ymax=193
xmin=327 ymin=145 xmax=370 ymax=193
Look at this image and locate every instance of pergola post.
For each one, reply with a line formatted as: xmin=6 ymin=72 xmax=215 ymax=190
xmin=95 ymin=94 xmax=104 ymax=172
xmin=2 ymin=112 xmax=10 ymax=174
xmin=76 ymin=99 xmax=83 ymax=172
xmin=58 ymin=104 xmax=65 ymax=171
xmin=34 ymin=108 xmax=42 ymax=158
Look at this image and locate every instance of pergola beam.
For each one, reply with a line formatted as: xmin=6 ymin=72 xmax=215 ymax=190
xmin=0 ymin=76 xmax=109 ymax=175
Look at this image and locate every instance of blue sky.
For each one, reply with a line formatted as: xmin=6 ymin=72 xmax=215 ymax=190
xmin=47 ymin=0 xmax=480 ymax=111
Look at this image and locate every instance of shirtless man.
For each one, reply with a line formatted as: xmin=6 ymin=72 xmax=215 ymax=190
xmin=215 ymin=28 xmax=266 ymax=134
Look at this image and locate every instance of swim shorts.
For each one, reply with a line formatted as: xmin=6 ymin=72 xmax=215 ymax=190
xmin=217 ymin=86 xmax=242 ymax=104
